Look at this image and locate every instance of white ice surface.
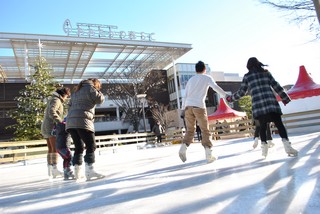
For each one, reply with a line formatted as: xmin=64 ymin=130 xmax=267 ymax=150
xmin=0 ymin=132 xmax=319 ymax=214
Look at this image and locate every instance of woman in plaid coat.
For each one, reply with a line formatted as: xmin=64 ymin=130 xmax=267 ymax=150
xmin=227 ymin=57 xmax=298 ymax=158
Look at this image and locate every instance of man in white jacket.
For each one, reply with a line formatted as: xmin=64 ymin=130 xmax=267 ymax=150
xmin=179 ymin=61 xmax=227 ymax=163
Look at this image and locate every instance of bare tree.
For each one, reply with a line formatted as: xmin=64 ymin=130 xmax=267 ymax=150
xmin=104 ymin=69 xmax=169 ymax=132
xmin=260 ymin=0 xmax=320 ymax=39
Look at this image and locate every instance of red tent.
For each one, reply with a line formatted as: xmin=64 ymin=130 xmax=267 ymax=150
xmin=208 ymin=98 xmax=246 ymax=121
xmin=280 ymin=65 xmax=320 ymax=100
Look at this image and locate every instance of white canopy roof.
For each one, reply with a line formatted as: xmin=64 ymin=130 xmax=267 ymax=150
xmin=0 ymin=32 xmax=192 ymax=83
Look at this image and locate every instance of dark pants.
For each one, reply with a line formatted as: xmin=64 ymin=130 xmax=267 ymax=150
xmin=56 ymin=123 xmax=73 ymax=169
xmin=68 ymin=128 xmax=96 ymax=165
xmin=257 ymin=113 xmax=288 ymax=143
xmin=254 ymin=120 xmax=272 ymax=141
xmin=156 ymin=134 xmax=162 ymax=143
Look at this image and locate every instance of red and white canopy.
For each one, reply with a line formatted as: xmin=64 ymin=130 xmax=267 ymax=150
xmin=208 ymin=98 xmax=246 ymax=121
xmin=286 ymin=65 xmax=320 ymax=100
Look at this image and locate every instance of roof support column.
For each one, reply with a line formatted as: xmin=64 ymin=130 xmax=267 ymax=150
xmin=172 ymin=59 xmax=180 ymax=109
xmin=24 ymin=44 xmax=29 ymax=81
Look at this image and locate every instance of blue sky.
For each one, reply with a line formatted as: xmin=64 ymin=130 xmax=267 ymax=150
xmin=1 ymin=0 xmax=320 ymax=85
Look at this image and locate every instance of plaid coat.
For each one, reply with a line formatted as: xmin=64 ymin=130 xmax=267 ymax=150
xmin=230 ymin=70 xmax=290 ymax=119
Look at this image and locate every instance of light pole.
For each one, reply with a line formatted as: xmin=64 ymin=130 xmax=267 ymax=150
xmin=137 ymin=94 xmax=147 ymax=132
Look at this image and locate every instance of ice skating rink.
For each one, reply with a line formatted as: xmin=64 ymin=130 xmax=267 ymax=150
xmin=0 ymin=132 xmax=319 ymax=214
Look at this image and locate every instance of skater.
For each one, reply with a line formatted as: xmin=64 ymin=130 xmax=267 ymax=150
xmin=226 ymin=57 xmax=298 ymax=158
xmin=66 ymin=78 xmax=105 ymax=181
xmin=252 ymin=120 xmax=274 ymax=149
xmin=179 ymin=61 xmax=228 ymax=163
xmin=56 ymin=117 xmax=75 ymax=180
xmin=152 ymin=121 xmax=165 ymax=145
xmin=41 ymin=87 xmax=71 ymax=179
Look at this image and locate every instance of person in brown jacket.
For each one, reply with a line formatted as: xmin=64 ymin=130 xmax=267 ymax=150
xmin=41 ymin=87 xmax=71 ymax=179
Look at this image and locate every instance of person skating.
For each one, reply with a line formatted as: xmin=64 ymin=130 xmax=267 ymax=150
xmin=226 ymin=57 xmax=298 ymax=158
xmin=179 ymin=61 xmax=228 ymax=163
xmin=252 ymin=120 xmax=274 ymax=149
xmin=66 ymin=78 xmax=105 ymax=181
xmin=41 ymin=87 xmax=71 ymax=179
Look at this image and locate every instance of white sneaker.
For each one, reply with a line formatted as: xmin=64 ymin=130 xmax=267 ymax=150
xmin=282 ymin=139 xmax=298 ymax=157
xmin=205 ymin=147 xmax=217 ymax=164
xmin=261 ymin=143 xmax=268 ymax=158
xmin=267 ymin=140 xmax=275 ymax=148
xmin=179 ymin=143 xmax=187 ymax=162
xmin=85 ymin=163 xmax=104 ymax=181
xmin=252 ymin=138 xmax=259 ymax=149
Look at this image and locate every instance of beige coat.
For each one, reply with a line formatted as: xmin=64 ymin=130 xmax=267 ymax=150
xmin=41 ymin=92 xmax=65 ymax=138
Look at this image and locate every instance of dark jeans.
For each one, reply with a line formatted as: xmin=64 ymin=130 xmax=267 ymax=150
xmin=68 ymin=128 xmax=96 ymax=165
xmin=254 ymin=120 xmax=272 ymax=141
xmin=56 ymin=123 xmax=73 ymax=169
xmin=257 ymin=113 xmax=288 ymax=143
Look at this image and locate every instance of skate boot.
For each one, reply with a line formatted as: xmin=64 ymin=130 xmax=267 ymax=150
xmin=74 ymin=164 xmax=85 ymax=180
xmin=179 ymin=143 xmax=187 ymax=162
xmin=261 ymin=143 xmax=268 ymax=158
xmin=47 ymin=164 xmax=53 ymax=178
xmin=85 ymin=163 xmax=104 ymax=181
xmin=205 ymin=147 xmax=217 ymax=164
xmin=252 ymin=138 xmax=259 ymax=149
xmin=51 ymin=165 xmax=63 ymax=178
xmin=267 ymin=140 xmax=275 ymax=148
xmin=64 ymin=167 xmax=75 ymax=180
xmin=282 ymin=139 xmax=298 ymax=157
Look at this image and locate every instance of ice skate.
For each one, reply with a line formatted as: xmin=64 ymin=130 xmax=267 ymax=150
xmin=64 ymin=167 xmax=75 ymax=180
xmin=179 ymin=143 xmax=187 ymax=162
xmin=252 ymin=138 xmax=259 ymax=149
xmin=47 ymin=164 xmax=52 ymax=178
xmin=267 ymin=140 xmax=275 ymax=148
xmin=74 ymin=164 xmax=85 ymax=180
xmin=85 ymin=163 xmax=104 ymax=181
xmin=51 ymin=165 xmax=63 ymax=178
xmin=282 ymin=139 xmax=298 ymax=157
xmin=261 ymin=143 xmax=268 ymax=158
xmin=205 ymin=147 xmax=217 ymax=164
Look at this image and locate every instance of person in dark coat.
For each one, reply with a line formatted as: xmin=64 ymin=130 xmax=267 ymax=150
xmin=226 ymin=57 xmax=298 ymax=158
xmin=152 ymin=121 xmax=165 ymax=144
xmin=66 ymin=78 xmax=105 ymax=180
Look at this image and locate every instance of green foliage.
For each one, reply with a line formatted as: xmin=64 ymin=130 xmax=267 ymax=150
xmin=238 ymin=95 xmax=252 ymax=119
xmin=6 ymin=56 xmax=58 ymax=140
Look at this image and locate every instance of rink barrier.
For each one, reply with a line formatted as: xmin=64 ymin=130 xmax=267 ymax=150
xmin=1 ymin=109 xmax=320 ymax=164
xmin=210 ymin=109 xmax=320 ymax=140
xmin=0 ymin=132 xmax=161 ymax=164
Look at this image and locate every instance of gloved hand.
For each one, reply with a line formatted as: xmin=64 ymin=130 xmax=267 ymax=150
xmin=226 ymin=95 xmax=232 ymax=102
xmin=282 ymin=99 xmax=290 ymax=106
xmin=180 ymin=110 xmax=185 ymax=119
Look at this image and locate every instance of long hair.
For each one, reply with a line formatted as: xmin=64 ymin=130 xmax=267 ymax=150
xmin=246 ymin=57 xmax=268 ymax=73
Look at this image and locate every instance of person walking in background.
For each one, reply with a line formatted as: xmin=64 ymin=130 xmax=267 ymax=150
xmin=252 ymin=119 xmax=274 ymax=149
xmin=66 ymin=78 xmax=105 ymax=181
xmin=226 ymin=57 xmax=298 ymax=158
xmin=179 ymin=61 xmax=228 ymax=164
xmin=152 ymin=121 xmax=165 ymax=145
xmin=56 ymin=117 xmax=75 ymax=180
xmin=196 ymin=123 xmax=202 ymax=142
xmin=41 ymin=87 xmax=71 ymax=179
